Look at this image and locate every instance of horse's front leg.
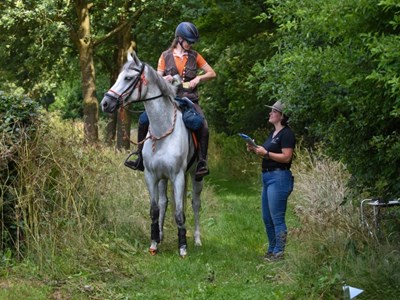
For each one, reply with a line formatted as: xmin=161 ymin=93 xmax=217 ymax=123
xmin=191 ymin=173 xmax=204 ymax=246
xmin=158 ymin=179 xmax=168 ymax=243
xmin=145 ymin=174 xmax=160 ymax=255
xmin=173 ymin=172 xmax=187 ymax=257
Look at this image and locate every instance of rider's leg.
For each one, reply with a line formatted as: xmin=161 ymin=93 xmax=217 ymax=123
xmin=191 ymin=103 xmax=210 ymax=179
xmin=124 ymin=112 xmax=148 ymax=171
xmin=195 ymin=119 xmax=209 ymax=178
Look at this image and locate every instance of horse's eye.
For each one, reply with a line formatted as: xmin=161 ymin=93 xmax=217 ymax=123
xmin=125 ymin=76 xmax=133 ymax=81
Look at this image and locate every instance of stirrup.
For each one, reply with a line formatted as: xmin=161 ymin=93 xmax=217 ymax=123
xmin=195 ymin=161 xmax=209 ymax=180
xmin=124 ymin=151 xmax=144 ymax=171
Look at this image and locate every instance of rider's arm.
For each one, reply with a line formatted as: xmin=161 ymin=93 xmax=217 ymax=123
xmin=189 ymin=54 xmax=216 ymax=88
xmin=197 ymin=63 xmax=216 ymax=83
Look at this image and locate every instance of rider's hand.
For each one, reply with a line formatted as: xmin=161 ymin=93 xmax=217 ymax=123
xmin=189 ymin=76 xmax=201 ymax=88
xmin=164 ymin=75 xmax=173 ymax=82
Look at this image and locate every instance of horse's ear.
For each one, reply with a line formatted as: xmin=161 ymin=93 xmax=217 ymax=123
xmin=132 ymin=51 xmax=141 ymax=66
xmin=127 ymin=50 xmax=141 ymax=66
xmin=127 ymin=51 xmax=134 ymax=62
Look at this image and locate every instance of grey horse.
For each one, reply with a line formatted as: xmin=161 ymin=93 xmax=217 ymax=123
xmin=101 ymin=52 xmax=203 ymax=257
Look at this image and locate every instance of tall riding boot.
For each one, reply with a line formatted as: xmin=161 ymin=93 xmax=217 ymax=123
xmin=195 ymin=126 xmax=209 ymax=180
xmin=124 ymin=122 xmax=148 ymax=171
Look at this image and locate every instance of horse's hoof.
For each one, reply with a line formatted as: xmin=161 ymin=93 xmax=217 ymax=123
xmin=179 ymin=245 xmax=187 ymax=258
xmin=194 ymin=237 xmax=202 ymax=246
xmin=149 ymin=241 xmax=158 ymax=256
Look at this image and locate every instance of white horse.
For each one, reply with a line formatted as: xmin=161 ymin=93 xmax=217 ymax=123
xmin=101 ymin=52 xmax=203 ymax=257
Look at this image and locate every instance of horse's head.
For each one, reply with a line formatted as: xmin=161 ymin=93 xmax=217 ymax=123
xmin=101 ymin=52 xmax=146 ymax=113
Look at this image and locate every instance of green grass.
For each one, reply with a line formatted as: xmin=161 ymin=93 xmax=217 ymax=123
xmin=101 ymin=172 xmax=295 ymax=300
xmin=2 ymin=121 xmax=400 ymax=299
xmin=0 ymin=164 xmax=294 ymax=299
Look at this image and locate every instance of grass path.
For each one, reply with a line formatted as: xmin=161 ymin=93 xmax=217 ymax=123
xmin=126 ymin=174 xmax=294 ymax=299
xmin=0 ymin=173 xmax=297 ymax=300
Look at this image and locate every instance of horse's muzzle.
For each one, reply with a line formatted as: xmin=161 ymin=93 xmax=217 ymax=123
xmin=101 ymin=93 xmax=120 ymax=113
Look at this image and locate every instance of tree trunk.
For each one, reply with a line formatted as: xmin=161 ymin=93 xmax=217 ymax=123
xmin=104 ymin=21 xmax=135 ymax=150
xmin=75 ymin=0 xmax=98 ymax=144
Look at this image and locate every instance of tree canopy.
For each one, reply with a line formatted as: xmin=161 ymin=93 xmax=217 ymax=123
xmin=1 ymin=0 xmax=399 ymax=197
xmin=246 ymin=0 xmax=400 ymax=197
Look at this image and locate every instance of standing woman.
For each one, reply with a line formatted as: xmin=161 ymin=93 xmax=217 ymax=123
xmin=247 ymin=101 xmax=295 ymax=261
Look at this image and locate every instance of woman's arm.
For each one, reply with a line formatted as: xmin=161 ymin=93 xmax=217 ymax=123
xmin=190 ymin=64 xmax=216 ymax=88
xmin=252 ymin=146 xmax=293 ymax=163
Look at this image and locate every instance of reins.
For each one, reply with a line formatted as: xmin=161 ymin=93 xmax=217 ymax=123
xmin=119 ymin=97 xmax=178 ymax=152
xmin=148 ymin=98 xmax=178 ymax=152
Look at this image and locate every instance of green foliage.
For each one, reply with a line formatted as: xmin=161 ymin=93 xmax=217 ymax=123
xmin=49 ymin=78 xmax=83 ymax=120
xmin=204 ymin=35 xmax=274 ymax=134
xmin=199 ymin=0 xmax=276 ymax=134
xmin=209 ymin=130 xmax=261 ymax=182
xmin=249 ymin=0 xmax=400 ymax=198
xmin=1 ymin=112 xmax=150 ymax=261
xmin=0 ymin=0 xmax=72 ymax=97
xmin=0 ymin=91 xmax=42 ymax=165
xmin=0 ymin=92 xmax=42 ymax=135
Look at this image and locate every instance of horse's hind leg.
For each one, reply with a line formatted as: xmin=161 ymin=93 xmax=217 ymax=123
xmin=192 ymin=175 xmax=204 ymax=246
xmin=173 ymin=172 xmax=188 ymax=257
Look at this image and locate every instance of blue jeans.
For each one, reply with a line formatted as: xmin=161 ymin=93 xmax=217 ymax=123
xmin=261 ymin=170 xmax=294 ymax=254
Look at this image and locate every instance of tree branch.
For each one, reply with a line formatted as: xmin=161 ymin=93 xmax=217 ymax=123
xmin=93 ymin=8 xmax=143 ymax=48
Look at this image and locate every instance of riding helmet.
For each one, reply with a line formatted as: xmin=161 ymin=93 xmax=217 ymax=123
xmin=175 ymin=22 xmax=199 ymax=43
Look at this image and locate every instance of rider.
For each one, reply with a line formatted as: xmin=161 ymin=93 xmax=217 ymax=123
xmin=125 ymin=22 xmax=216 ymax=179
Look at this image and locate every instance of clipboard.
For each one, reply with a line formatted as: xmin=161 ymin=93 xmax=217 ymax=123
xmin=238 ymin=133 xmax=258 ymax=147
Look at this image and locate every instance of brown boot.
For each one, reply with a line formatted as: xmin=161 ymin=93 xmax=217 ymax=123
xmin=195 ymin=159 xmax=209 ymax=181
xmin=195 ymin=121 xmax=210 ymax=180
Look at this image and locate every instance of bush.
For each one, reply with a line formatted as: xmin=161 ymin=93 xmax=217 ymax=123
xmin=288 ymin=148 xmax=400 ymax=299
xmin=1 ymin=91 xmax=42 ymax=254
xmin=0 ymin=91 xmax=42 ymax=168
xmin=209 ymin=130 xmax=260 ymax=182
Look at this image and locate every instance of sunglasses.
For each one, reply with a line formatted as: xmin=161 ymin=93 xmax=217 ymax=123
xmin=185 ymin=39 xmax=195 ymax=45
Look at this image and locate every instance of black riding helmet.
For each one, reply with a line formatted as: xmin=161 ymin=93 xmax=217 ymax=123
xmin=175 ymin=22 xmax=199 ymax=43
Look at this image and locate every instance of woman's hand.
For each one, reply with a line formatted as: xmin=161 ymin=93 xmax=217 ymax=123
xmin=246 ymin=144 xmax=255 ymax=152
xmin=247 ymin=145 xmax=265 ymax=156
xmin=189 ymin=76 xmax=201 ymax=88
xmin=253 ymin=146 xmax=267 ymax=157
xmin=163 ymin=75 xmax=173 ymax=82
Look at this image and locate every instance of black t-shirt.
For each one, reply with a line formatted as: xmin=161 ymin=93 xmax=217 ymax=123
xmin=261 ymin=126 xmax=296 ymax=170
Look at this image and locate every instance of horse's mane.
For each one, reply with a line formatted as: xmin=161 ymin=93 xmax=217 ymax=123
xmin=145 ymin=64 xmax=177 ymax=98
xmin=125 ymin=60 xmax=177 ymax=98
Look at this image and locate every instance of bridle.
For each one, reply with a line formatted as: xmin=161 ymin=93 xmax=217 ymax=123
xmin=104 ymin=62 xmax=178 ymax=151
xmin=104 ymin=62 xmax=163 ymax=109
